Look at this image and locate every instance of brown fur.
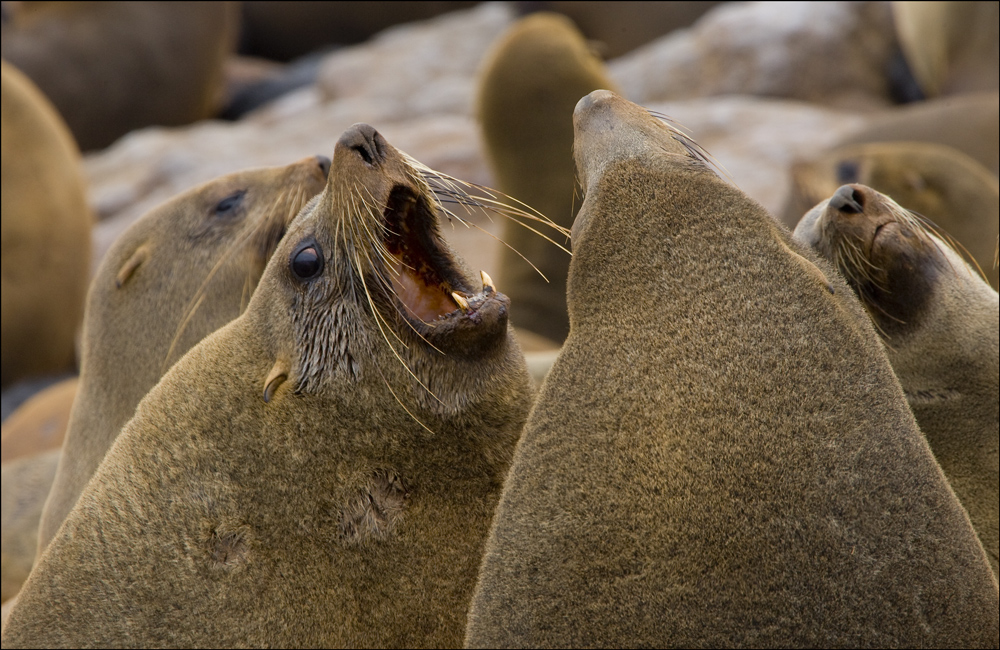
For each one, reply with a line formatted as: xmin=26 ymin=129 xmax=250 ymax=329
xmin=795 ymin=183 xmax=1000 ymax=578
xmin=1 ymin=2 xmax=239 ymax=151
xmin=2 ymin=124 xmax=532 ymax=647
xmin=466 ymin=91 xmax=999 ymax=647
xmin=1 ymin=451 xmax=59 ymax=603
xmin=1 ymin=377 xmax=77 ymax=464
xmin=477 ymin=12 xmax=616 ymax=344
xmin=241 ymin=1 xmax=477 ymax=61
xmin=782 ymin=142 xmax=1000 ymax=288
xmin=1 ymin=60 xmax=91 ymax=389
xmin=836 ymin=91 xmax=999 ymax=175
xmin=36 ymin=158 xmax=328 ymax=554
xmin=893 ymin=1 xmax=999 ymax=97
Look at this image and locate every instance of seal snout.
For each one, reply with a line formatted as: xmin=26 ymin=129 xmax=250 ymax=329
xmin=337 ymin=123 xmax=386 ymax=166
xmin=830 ymin=184 xmax=865 ymax=214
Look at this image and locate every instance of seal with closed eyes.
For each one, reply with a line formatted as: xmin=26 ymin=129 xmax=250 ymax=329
xmin=781 ymin=141 xmax=999 ymax=289
xmin=795 ymin=182 xmax=999 ymax=578
xmin=2 ymin=124 xmax=535 ymax=647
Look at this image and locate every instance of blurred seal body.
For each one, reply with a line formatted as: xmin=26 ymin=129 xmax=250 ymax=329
xmin=477 ymin=12 xmax=616 ymax=343
xmin=1 ymin=61 xmax=91 ymax=389
xmin=1 ymin=1 xmax=239 ymax=150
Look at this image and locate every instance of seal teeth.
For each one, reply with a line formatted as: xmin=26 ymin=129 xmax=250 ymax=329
xmin=452 ymin=292 xmax=470 ymax=312
xmin=480 ymin=270 xmax=495 ymax=293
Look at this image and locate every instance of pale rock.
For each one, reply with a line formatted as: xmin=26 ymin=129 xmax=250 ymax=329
xmin=316 ymin=2 xmax=514 ymax=120
xmin=610 ymin=1 xmax=898 ymax=111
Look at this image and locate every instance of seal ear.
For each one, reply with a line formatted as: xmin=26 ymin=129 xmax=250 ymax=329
xmin=115 ymin=245 xmax=150 ymax=288
xmin=263 ymin=358 xmax=290 ymax=403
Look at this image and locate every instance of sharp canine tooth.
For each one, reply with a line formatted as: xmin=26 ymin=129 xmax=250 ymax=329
xmin=452 ymin=292 xmax=470 ymax=311
xmin=480 ymin=270 xmax=495 ymax=292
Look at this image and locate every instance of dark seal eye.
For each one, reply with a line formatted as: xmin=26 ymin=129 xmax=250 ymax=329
xmin=290 ymin=242 xmax=323 ymax=281
xmin=836 ymin=161 xmax=859 ymax=184
xmin=213 ymin=190 xmax=245 ymax=216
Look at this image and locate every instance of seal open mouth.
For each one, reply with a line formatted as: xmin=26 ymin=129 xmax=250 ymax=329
xmin=380 ymin=182 xmax=498 ymax=331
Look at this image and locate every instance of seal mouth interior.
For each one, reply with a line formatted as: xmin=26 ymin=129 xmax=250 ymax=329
xmin=382 ymin=185 xmax=472 ymax=324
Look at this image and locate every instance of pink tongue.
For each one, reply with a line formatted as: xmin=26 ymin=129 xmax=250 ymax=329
xmin=391 ymin=262 xmax=458 ymax=322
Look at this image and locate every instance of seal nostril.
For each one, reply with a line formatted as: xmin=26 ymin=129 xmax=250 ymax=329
xmin=315 ymin=155 xmax=331 ymax=178
xmin=830 ymin=184 xmax=864 ymax=214
xmin=337 ymin=123 xmax=385 ymax=166
xmin=352 ymin=144 xmax=373 ymax=165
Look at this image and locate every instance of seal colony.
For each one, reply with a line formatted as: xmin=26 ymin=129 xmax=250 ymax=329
xmin=465 ymin=91 xmax=999 ymax=647
xmin=795 ymin=183 xmax=1000 ymax=577
xmin=2 ymin=124 xmax=544 ymax=647
xmin=35 ymin=157 xmax=330 ymax=556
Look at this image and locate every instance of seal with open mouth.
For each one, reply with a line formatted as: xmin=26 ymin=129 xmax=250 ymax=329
xmin=795 ymin=182 xmax=999 ymax=578
xmin=465 ymin=90 xmax=998 ymax=648
xmin=1 ymin=124 xmax=534 ymax=647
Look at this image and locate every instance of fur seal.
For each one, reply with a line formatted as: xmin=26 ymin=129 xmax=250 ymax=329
xmin=465 ymin=90 xmax=999 ymax=647
xmin=1 ymin=2 xmax=239 ymax=150
xmin=1 ymin=450 xmax=59 ymax=604
xmin=1 ymin=377 xmax=76 ymax=463
xmin=781 ymin=141 xmax=1000 ymax=289
xmin=35 ymin=157 xmax=330 ymax=554
xmin=1 ymin=60 xmax=91 ymax=390
xmin=794 ymin=183 xmax=1000 ymax=577
xmin=3 ymin=124 xmax=535 ymax=647
xmin=477 ymin=12 xmax=616 ymax=344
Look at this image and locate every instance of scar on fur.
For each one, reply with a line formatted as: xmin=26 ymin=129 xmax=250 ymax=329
xmin=207 ymin=525 xmax=250 ymax=567
xmin=339 ymin=470 xmax=409 ymax=545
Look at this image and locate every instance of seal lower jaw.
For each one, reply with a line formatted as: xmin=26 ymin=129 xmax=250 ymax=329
xmin=380 ymin=185 xmax=507 ymax=348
